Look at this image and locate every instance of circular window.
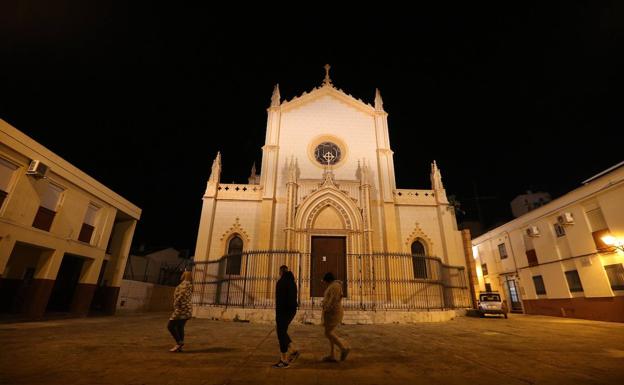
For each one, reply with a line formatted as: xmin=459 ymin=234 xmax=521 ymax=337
xmin=314 ymin=142 xmax=342 ymax=165
xmin=307 ymin=135 xmax=348 ymax=169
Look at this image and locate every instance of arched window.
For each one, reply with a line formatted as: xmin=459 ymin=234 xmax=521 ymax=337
xmin=411 ymin=240 xmax=428 ymax=279
xmin=226 ymin=236 xmax=243 ymax=275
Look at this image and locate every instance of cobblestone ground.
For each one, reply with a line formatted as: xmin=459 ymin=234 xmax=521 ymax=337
xmin=1 ymin=312 xmax=623 ymax=385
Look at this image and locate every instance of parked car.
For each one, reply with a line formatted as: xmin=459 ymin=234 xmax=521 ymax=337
xmin=478 ymin=292 xmax=508 ymax=318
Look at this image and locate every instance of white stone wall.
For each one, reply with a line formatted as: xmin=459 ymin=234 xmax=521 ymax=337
xmin=208 ymin=200 xmax=262 ymax=257
xmin=395 ymin=206 xmax=444 ymax=256
xmin=117 ymin=279 xmax=175 ymax=313
xmin=272 ymin=199 xmax=287 ymax=249
xmin=277 ymin=94 xmax=379 ymax=187
xmin=272 ymin=94 xmax=382 ymax=250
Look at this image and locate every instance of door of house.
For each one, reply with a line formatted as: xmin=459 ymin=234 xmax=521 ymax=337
xmin=46 ymin=254 xmax=84 ymax=312
xmin=310 ymin=236 xmax=347 ymax=297
xmin=505 ymin=278 xmax=523 ymax=312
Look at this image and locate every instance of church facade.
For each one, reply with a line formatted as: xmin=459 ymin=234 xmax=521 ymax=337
xmin=193 ymin=66 xmax=471 ymax=318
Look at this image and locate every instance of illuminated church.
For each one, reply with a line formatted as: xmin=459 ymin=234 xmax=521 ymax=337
xmin=193 ymin=65 xmax=471 ymax=320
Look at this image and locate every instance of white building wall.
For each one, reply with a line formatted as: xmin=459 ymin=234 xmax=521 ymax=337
xmin=472 ymin=166 xmax=624 ymax=321
xmin=599 ymin=187 xmax=624 ymax=232
xmin=272 ymin=199 xmax=288 ymax=250
xmin=564 ymin=205 xmax=597 ymax=256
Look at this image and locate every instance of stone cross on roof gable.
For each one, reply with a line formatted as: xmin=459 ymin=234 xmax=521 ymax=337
xmin=322 ymin=64 xmax=333 ymax=86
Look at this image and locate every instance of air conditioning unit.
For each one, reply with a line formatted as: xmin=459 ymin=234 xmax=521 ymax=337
xmin=26 ymin=160 xmax=49 ymax=178
xmin=557 ymin=212 xmax=574 ymax=225
xmin=526 ymin=226 xmax=541 ymax=237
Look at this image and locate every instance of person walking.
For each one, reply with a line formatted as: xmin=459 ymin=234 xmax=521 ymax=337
xmin=167 ymin=270 xmax=193 ymax=352
xmin=272 ymin=265 xmax=299 ymax=368
xmin=321 ymin=272 xmax=350 ymax=362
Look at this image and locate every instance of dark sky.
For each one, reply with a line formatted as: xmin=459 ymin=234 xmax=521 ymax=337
xmin=1 ymin=2 xmax=622 ymax=252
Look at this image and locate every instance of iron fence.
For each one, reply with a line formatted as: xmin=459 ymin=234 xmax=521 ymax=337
xmin=192 ymin=250 xmax=471 ymax=311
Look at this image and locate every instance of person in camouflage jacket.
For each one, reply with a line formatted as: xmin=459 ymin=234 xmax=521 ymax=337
xmin=167 ymin=271 xmax=193 ymax=352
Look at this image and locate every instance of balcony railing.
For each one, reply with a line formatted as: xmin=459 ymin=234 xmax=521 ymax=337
xmin=192 ymin=251 xmax=471 ymax=311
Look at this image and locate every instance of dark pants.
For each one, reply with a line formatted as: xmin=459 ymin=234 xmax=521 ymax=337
xmin=167 ymin=319 xmax=188 ymax=344
xmin=276 ymin=310 xmax=296 ymax=353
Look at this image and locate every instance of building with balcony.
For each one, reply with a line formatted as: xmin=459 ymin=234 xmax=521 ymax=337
xmin=0 ymin=119 xmax=141 ymax=318
xmin=472 ymin=162 xmax=624 ymax=322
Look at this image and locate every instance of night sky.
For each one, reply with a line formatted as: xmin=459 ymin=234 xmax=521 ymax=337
xmin=1 ymin=3 xmax=622 ymax=253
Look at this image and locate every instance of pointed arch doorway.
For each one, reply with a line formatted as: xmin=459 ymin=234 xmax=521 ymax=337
xmin=310 ymin=236 xmax=347 ymax=297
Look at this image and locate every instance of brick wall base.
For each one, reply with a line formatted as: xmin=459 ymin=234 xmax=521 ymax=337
xmin=522 ymin=296 xmax=624 ymax=323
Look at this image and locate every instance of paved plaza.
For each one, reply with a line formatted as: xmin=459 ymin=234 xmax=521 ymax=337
xmin=1 ymin=312 xmax=623 ymax=385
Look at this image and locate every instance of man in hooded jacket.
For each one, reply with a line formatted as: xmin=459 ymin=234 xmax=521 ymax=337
xmin=272 ymin=265 xmax=299 ymax=368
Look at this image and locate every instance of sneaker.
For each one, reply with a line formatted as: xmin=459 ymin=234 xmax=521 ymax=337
xmin=288 ymin=350 xmax=300 ymax=363
xmin=272 ymin=360 xmax=290 ymax=369
xmin=340 ymin=348 xmax=350 ymax=361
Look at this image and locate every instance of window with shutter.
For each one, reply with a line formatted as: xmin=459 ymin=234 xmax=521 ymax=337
xmin=0 ymin=158 xmax=18 ymax=209
xmin=78 ymin=204 xmax=99 ymax=243
xmin=498 ymin=243 xmax=508 ymax=259
xmin=32 ymin=183 xmax=64 ymax=231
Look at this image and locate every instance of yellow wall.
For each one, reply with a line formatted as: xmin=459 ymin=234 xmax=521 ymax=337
xmin=0 ymin=119 xmax=140 ymax=288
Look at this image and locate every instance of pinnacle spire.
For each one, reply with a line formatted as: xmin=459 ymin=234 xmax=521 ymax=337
xmin=271 ymin=84 xmax=281 ymax=107
xmin=375 ymin=88 xmax=384 ymax=111
xmin=430 ymin=160 xmax=444 ymax=190
xmin=209 ymin=151 xmax=222 ymax=183
xmin=361 ymin=159 xmax=370 ymax=185
xmin=287 ymin=156 xmax=298 ymax=183
xmin=248 ymin=161 xmax=259 ymax=184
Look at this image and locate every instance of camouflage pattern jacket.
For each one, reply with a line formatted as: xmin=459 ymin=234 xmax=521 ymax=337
xmin=170 ymin=281 xmax=193 ymax=320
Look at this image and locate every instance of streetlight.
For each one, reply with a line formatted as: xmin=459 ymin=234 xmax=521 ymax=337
xmin=601 ymin=235 xmax=624 ymax=252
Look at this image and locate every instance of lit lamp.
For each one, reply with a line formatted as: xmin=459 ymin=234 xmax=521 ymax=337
xmin=601 ymin=235 xmax=624 ymax=252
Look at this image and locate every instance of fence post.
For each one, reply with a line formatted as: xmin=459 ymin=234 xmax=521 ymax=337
xmin=225 ymin=261 xmax=231 ymax=310
xmin=358 ymin=254 xmax=363 ymax=310
xmin=424 ymin=259 xmax=431 ymax=310
xmin=201 ymin=263 xmax=208 ymax=306
xmin=441 ymin=263 xmax=448 ymax=310
xmin=242 ymin=252 xmax=249 ymax=308
xmin=297 ymin=252 xmax=302 ymax=308
xmin=371 ymin=254 xmax=377 ymax=311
